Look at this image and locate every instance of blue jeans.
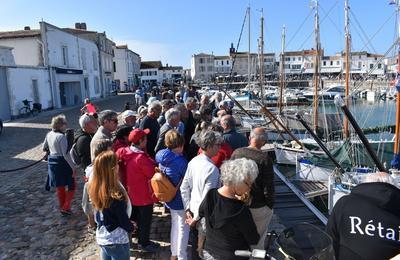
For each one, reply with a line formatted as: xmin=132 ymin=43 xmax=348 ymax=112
xmin=100 ymin=243 xmax=130 ymax=260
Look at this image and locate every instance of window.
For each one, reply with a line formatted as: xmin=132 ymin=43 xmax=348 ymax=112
xmin=378 ymin=63 xmax=382 ymax=69
xmin=358 ymin=62 xmax=362 ymax=69
xmin=337 ymin=61 xmax=340 ymax=65
xmin=292 ymin=64 xmax=301 ymax=70
xmin=94 ymin=77 xmax=100 ymax=94
xmin=81 ymin=48 xmax=87 ymax=70
xmin=62 ymin=46 xmax=68 ymax=66
xmin=221 ymin=61 xmax=224 ymax=65
xmin=200 ymin=66 xmax=205 ymax=72
xmin=113 ymin=62 xmax=116 ymax=72
xmin=207 ymin=66 xmax=213 ymax=72
xmin=370 ymin=64 xmax=373 ymax=69
xmin=323 ymin=61 xmax=326 ymax=66
xmin=330 ymin=61 xmax=333 ymax=66
xmin=199 ymin=58 xmax=204 ymax=64
xmin=227 ymin=60 xmax=229 ymax=65
xmin=298 ymin=57 xmax=301 ymax=61
xmin=93 ymin=52 xmax=98 ymax=70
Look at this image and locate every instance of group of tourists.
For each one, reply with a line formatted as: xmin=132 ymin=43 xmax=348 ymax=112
xmin=42 ymin=86 xmax=400 ymax=260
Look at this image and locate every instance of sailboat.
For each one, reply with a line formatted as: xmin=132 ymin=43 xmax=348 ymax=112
xmin=296 ymin=0 xmax=399 ymax=182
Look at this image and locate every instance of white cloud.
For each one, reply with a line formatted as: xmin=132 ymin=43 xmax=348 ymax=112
xmin=114 ymin=38 xmax=191 ymax=68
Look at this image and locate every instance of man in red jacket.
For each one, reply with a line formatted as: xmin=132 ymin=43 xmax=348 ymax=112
xmin=116 ymin=128 xmax=160 ymax=253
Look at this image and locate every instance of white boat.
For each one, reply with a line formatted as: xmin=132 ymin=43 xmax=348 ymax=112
xmin=297 ymin=159 xmax=333 ymax=181
xmin=274 ymin=144 xmax=306 ymax=165
xmin=303 ymin=85 xmax=346 ymax=103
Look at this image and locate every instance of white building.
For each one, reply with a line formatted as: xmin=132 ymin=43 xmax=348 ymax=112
xmin=191 ymin=53 xmax=215 ymax=82
xmin=64 ymin=23 xmax=115 ymax=96
xmin=214 ymin=56 xmax=231 ymax=76
xmin=159 ymin=64 xmax=183 ymax=85
xmin=0 ymin=46 xmax=51 ymax=120
xmin=0 ymin=22 xmax=101 ymax=111
xmin=140 ymin=61 xmax=162 ymax=87
xmin=348 ymin=51 xmax=385 ymax=76
xmin=191 ymin=44 xmax=276 ymax=83
xmin=113 ymin=45 xmax=141 ymax=92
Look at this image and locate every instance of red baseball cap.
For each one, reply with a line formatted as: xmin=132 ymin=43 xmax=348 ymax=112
xmin=129 ymin=128 xmax=150 ymax=143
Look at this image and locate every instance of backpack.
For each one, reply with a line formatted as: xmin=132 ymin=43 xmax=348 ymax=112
xmin=70 ymin=143 xmax=82 ymax=167
xmin=151 ymin=167 xmax=182 ymax=203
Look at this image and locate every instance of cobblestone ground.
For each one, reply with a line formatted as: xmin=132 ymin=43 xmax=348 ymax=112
xmin=0 ymin=94 xmax=171 ymax=259
xmin=0 ymin=93 xmax=285 ymax=259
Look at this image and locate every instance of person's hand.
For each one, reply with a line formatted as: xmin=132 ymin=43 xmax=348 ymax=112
xmin=185 ymin=210 xmax=198 ymax=227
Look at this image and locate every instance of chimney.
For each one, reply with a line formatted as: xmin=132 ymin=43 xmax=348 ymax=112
xmin=229 ymin=43 xmax=235 ymax=55
xmin=80 ymin=23 xmax=87 ymax=30
xmin=24 ymin=26 xmax=31 ymax=31
xmin=75 ymin=23 xmax=81 ymax=29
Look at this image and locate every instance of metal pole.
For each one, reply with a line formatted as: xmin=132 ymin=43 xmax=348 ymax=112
xmin=343 ymin=0 xmax=351 ymax=138
xmin=248 ymin=6 xmax=251 ymax=89
xmin=278 ymin=25 xmax=286 ymax=114
xmin=259 ymin=9 xmax=264 ymax=104
xmin=295 ymin=113 xmax=345 ymax=173
xmin=334 ymin=95 xmax=386 ymax=172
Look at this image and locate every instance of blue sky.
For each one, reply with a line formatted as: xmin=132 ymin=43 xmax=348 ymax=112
xmin=0 ymin=0 xmax=398 ymax=68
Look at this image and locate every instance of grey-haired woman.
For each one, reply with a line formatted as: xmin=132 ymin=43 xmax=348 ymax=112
xmin=43 ymin=114 xmax=76 ymax=215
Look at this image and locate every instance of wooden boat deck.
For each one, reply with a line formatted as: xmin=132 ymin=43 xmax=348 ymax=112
xmin=291 ymin=180 xmax=328 ymax=198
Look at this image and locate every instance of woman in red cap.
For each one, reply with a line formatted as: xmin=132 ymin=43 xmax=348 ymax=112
xmin=115 ymin=128 xmax=160 ymax=253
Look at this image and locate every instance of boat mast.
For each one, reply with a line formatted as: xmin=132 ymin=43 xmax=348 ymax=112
xmin=313 ymin=0 xmax=321 ymax=133
xmin=278 ymin=25 xmax=286 ymax=114
xmin=248 ymin=6 xmax=251 ymax=90
xmin=394 ymin=0 xmax=400 ymax=156
xmin=259 ymin=9 xmax=265 ymax=104
xmin=343 ymin=0 xmax=351 ymax=138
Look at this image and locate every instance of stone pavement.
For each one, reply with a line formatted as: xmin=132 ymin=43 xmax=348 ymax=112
xmin=0 ymin=93 xmax=286 ymax=259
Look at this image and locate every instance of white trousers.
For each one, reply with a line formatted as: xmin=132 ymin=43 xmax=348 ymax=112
xmin=170 ymin=209 xmax=190 ymax=260
xmin=250 ymin=205 xmax=274 ymax=249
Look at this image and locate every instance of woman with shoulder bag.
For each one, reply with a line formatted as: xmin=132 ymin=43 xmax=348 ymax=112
xmin=155 ymin=130 xmax=189 ymax=260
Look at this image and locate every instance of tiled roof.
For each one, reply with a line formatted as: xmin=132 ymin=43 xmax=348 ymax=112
xmin=0 ymin=30 xmax=41 ymax=39
xmin=160 ymin=66 xmax=183 ymax=71
xmin=62 ymin=28 xmax=98 ymax=35
xmin=141 ymin=61 xmax=162 ymax=69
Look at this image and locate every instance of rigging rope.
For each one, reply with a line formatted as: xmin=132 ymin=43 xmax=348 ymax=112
xmin=285 ymin=8 xmax=314 ymax=50
xmin=350 ymin=8 xmax=378 ymax=53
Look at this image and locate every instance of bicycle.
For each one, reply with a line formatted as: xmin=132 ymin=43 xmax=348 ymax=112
xmin=19 ymin=99 xmax=42 ymax=118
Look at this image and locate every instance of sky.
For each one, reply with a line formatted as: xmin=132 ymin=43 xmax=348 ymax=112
xmin=0 ymin=0 xmax=398 ymax=68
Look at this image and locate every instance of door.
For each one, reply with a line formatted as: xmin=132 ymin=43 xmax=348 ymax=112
xmin=31 ymin=79 xmax=39 ymax=103
xmin=59 ymin=82 xmax=66 ymax=106
xmin=84 ymin=78 xmax=89 ymax=98
xmin=0 ymin=68 xmax=11 ymax=120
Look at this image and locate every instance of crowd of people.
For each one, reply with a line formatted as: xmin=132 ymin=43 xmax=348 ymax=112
xmin=42 ymin=85 xmax=400 ymax=260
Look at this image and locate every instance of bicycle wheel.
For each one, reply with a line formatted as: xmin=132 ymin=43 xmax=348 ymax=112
xmin=19 ymin=107 xmax=30 ymax=118
xmin=31 ymin=108 xmax=39 ymax=116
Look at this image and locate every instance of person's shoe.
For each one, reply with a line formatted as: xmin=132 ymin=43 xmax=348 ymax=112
xmin=60 ymin=209 xmax=73 ymax=216
xmin=138 ymin=241 xmax=160 ymax=253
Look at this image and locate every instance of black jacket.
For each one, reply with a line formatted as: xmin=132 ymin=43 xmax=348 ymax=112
xmin=96 ymin=198 xmax=133 ymax=233
xmin=327 ymin=182 xmax=400 ymax=260
xmin=199 ymin=189 xmax=259 ymax=259
xmin=139 ymin=115 xmax=160 ymax=158
xmin=231 ymin=147 xmax=274 ymax=209
xmin=74 ymin=128 xmax=93 ymax=169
